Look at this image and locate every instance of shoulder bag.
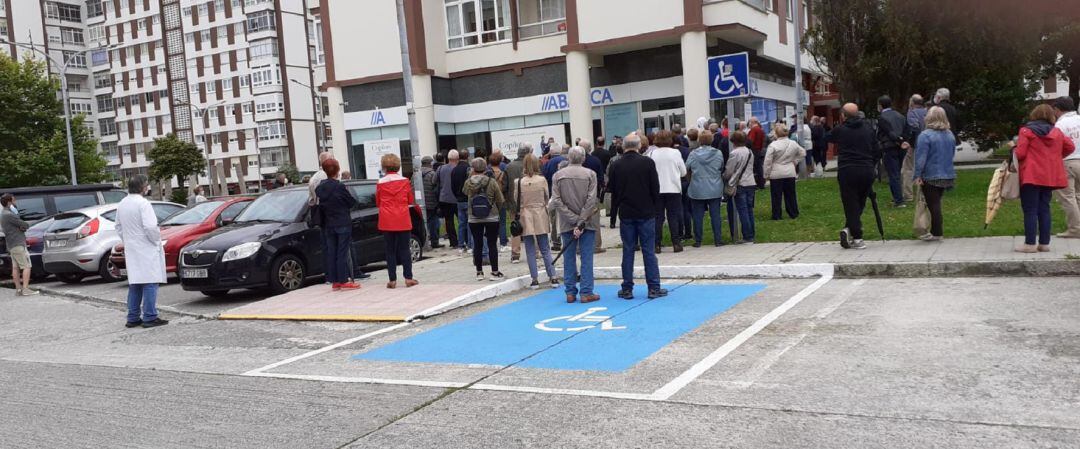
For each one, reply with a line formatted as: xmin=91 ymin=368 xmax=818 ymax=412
xmin=725 ymin=155 xmax=751 ymax=197
xmin=510 ymin=178 xmax=524 ymax=237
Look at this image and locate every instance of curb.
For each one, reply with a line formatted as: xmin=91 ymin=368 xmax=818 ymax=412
xmin=31 ymin=285 xmax=212 ymax=320
xmin=833 ymin=260 xmax=1080 ymax=278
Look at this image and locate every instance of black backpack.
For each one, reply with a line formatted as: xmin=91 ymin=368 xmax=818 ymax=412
xmin=469 ymin=177 xmax=493 ymax=219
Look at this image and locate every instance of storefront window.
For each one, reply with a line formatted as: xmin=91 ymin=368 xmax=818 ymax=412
xmin=444 ymin=0 xmax=511 ymax=49
xmin=517 ymin=0 xmax=565 ymax=39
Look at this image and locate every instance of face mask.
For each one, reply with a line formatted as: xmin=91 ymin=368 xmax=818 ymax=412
xmin=9 ymin=205 xmax=17 ymax=214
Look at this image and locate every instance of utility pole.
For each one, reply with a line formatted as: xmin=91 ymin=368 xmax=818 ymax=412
xmin=182 ymin=101 xmax=225 ymax=196
xmin=793 ymin=3 xmax=806 ymax=152
xmin=394 ymin=0 xmax=429 ymax=243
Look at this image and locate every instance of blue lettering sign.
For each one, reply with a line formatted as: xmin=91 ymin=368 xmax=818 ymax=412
xmin=371 ymin=111 xmax=386 ymax=126
xmin=590 ymin=88 xmax=614 ymax=106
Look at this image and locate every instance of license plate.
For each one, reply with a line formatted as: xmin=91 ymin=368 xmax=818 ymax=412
xmin=48 ymin=240 xmax=68 ymax=248
xmin=119 ymin=269 xmax=127 ymax=276
xmin=181 ymin=268 xmax=208 ymax=278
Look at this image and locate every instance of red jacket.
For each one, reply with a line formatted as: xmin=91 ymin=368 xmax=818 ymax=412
xmin=1016 ymin=124 xmax=1075 ymax=189
xmin=375 ymin=172 xmax=415 ymax=231
xmin=748 ymin=125 xmax=766 ymax=154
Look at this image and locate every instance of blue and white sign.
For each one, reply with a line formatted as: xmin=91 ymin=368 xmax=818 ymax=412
xmin=708 ymin=52 xmax=751 ymax=101
xmin=354 ymin=284 xmax=765 ymax=372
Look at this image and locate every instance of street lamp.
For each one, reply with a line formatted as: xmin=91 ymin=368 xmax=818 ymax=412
xmin=289 ymin=78 xmax=325 ymax=154
xmin=1 ymin=38 xmax=117 ymax=185
xmin=178 ymin=100 xmax=226 ymax=195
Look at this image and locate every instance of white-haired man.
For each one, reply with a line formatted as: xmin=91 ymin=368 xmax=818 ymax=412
xmin=436 ymin=149 xmax=462 ymax=249
xmin=932 ymin=88 xmax=962 ymax=145
xmin=550 ymin=146 xmax=599 ymax=304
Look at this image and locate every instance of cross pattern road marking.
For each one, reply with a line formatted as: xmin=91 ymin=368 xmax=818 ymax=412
xmin=534 ymin=307 xmax=626 ymax=332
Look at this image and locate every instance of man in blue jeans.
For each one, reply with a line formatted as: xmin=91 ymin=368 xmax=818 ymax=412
xmin=608 ymin=133 xmax=667 ymax=300
xmin=877 ymin=95 xmax=912 ymax=207
xmin=450 ymin=155 xmax=473 ymax=251
xmin=550 ymin=146 xmax=600 ymax=303
xmin=115 ymin=175 xmax=168 ymax=328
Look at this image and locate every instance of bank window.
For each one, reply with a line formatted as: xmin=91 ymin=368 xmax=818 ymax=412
xmin=444 ymin=0 xmax=511 ymax=49
xmin=517 ymin=0 xmax=565 ymax=39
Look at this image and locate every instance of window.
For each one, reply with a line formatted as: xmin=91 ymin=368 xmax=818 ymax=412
xmin=206 ymin=81 xmax=217 ymax=94
xmin=87 ymin=0 xmax=103 ymax=17
xmin=61 ymin=27 xmax=85 ymax=45
xmin=101 ymin=141 xmax=118 ymax=159
xmin=54 ymin=194 xmax=98 ymax=213
xmin=183 ymin=6 xmax=193 ymax=16
xmin=198 ymin=3 xmax=208 ymax=16
xmin=1 ymin=20 xmax=10 ymax=41
xmin=220 ymin=201 xmax=250 ymax=222
xmin=64 ymin=51 xmax=87 ymax=68
xmin=88 ymin=25 xmax=106 ymax=45
xmin=94 ymin=73 xmax=111 ymax=89
xmin=254 ymin=94 xmax=284 ymax=114
xmin=132 ymin=119 xmax=142 ymax=132
xmin=117 ymin=121 xmax=127 ymax=134
xmin=444 ymin=0 xmax=511 ymax=49
xmin=258 ymin=120 xmax=286 ymax=141
xmin=245 ymin=0 xmax=273 ymax=6
xmin=46 ymin=2 xmax=82 ymax=22
xmin=313 ymin=19 xmax=325 ymax=64
xmin=91 ymin=49 xmax=109 ymax=66
xmin=70 ymin=101 xmax=92 ymax=115
xmin=241 ymin=103 xmax=253 ymax=114
xmin=259 ymin=146 xmax=289 ymax=167
xmin=208 ymin=105 xmax=219 ymax=119
xmin=99 ymin=118 xmax=117 ymax=135
xmin=130 ymin=94 xmax=141 ymax=107
xmin=247 ymin=11 xmax=275 ymax=33
xmin=222 ymin=77 xmax=233 ymax=90
xmin=517 ymin=0 xmax=564 ymax=38
xmin=185 ymin=32 xmax=195 ymax=43
xmin=250 ymin=65 xmax=279 ymax=87
xmin=250 ymin=40 xmax=278 ymax=59
xmin=200 ymin=29 xmax=211 ymax=43
xmin=68 ymin=82 xmax=82 ymax=92
xmin=238 ymin=74 xmax=250 ymax=87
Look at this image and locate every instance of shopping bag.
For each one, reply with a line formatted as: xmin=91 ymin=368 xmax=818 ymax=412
xmin=913 ymin=186 xmax=930 ymax=237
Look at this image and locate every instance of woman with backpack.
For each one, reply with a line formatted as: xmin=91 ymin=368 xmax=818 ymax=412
xmin=463 ymin=157 xmax=507 ymax=281
xmin=515 ymin=154 xmax=559 ymax=289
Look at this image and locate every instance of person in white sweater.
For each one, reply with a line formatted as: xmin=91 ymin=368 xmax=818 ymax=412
xmin=764 ymin=125 xmax=807 ymax=220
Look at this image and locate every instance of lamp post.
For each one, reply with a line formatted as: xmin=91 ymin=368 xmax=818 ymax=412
xmin=289 ymin=78 xmax=325 ymax=155
xmin=1 ymin=38 xmax=116 ymax=185
xmin=178 ymin=100 xmax=226 ymax=195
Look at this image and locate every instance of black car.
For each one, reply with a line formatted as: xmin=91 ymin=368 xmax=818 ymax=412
xmin=0 ymin=218 xmax=54 ymax=280
xmin=0 ymin=184 xmax=127 ymax=222
xmin=178 ymin=181 xmax=425 ymax=296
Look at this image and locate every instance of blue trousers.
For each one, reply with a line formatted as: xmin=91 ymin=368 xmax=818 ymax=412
xmin=425 ymin=209 xmax=441 ymax=246
xmin=619 ymin=218 xmax=661 ymax=292
xmin=733 ymin=186 xmax=757 ymax=242
xmin=498 ymin=207 xmax=508 ymax=246
xmin=126 ymin=283 xmax=159 ymax=323
xmin=884 ymin=148 xmax=906 ymax=205
xmin=690 ymin=197 xmax=723 ymax=245
xmin=1020 ymin=185 xmax=1053 ymax=245
xmin=456 ymin=202 xmax=472 ymax=248
xmin=561 ymin=230 xmax=596 ymax=296
xmin=325 ymin=226 xmax=351 ymax=283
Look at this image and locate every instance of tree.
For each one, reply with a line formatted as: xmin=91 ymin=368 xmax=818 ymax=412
xmin=147 ymin=133 xmax=205 ymax=192
xmin=276 ymin=163 xmax=300 ymax=184
xmin=0 ymin=53 xmax=107 ymax=187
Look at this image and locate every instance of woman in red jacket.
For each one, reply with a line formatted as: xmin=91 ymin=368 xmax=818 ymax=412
xmin=1015 ymin=104 xmax=1077 ymax=253
xmin=376 ymin=154 xmax=419 ymax=288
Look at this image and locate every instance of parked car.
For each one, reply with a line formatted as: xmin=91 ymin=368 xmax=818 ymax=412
xmin=0 ymin=218 xmax=55 ymax=280
xmin=0 ymin=184 xmax=126 ymax=222
xmin=42 ymin=201 xmax=185 ymax=283
xmin=178 ymin=181 xmax=425 ymax=297
xmin=111 ymin=196 xmax=254 ymax=274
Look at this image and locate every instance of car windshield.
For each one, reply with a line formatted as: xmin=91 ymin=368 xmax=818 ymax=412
xmin=235 ymin=189 xmax=308 ymax=223
xmin=48 ymin=213 xmax=89 ymax=233
xmin=162 ymin=201 xmax=224 ymax=226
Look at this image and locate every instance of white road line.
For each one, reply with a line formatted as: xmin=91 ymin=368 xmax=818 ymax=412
xmin=246 ymin=371 xmax=469 ymax=389
xmin=469 ymin=383 xmax=656 ymax=401
xmin=242 ymin=322 xmax=411 ymax=375
xmin=649 ymin=266 xmax=835 ymax=401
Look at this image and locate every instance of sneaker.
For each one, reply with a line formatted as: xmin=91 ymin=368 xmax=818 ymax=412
xmin=617 ymin=289 xmax=634 ymax=300
xmin=692 ymin=241 xmax=702 ymax=248
xmin=404 ymin=279 xmax=419 ymax=288
xmin=386 ymin=281 xmax=397 ymax=289
xmin=1037 ymin=244 xmax=1051 ymax=253
xmin=580 ymin=294 xmax=600 ymax=304
xmin=331 ymin=283 xmax=342 ymax=291
xmin=550 ymin=277 xmax=560 ymax=289
xmin=919 ymin=233 xmax=935 ymax=242
xmin=673 ymin=243 xmax=684 ymax=253
xmin=500 ymin=245 xmax=511 ymax=253
xmin=141 ymin=318 xmax=169 ymax=328
xmin=339 ymin=282 xmax=361 ymax=290
xmin=566 ymin=294 xmax=577 ymax=303
xmin=1015 ymin=244 xmax=1038 ymax=254
xmin=851 ymin=239 xmax=867 ymax=250
xmin=125 ymin=320 xmax=143 ymax=328
xmin=529 ymin=279 xmax=540 ymax=290
xmin=18 ymin=288 xmax=40 ymax=296
xmin=893 ymin=203 xmax=907 ymax=208
xmin=511 ymin=254 xmax=521 ymax=264
xmin=490 ymin=271 xmax=505 ymax=281
xmin=476 ymin=272 xmax=486 ymax=281
xmin=647 ymin=288 xmax=669 ymax=299
xmin=839 ymin=228 xmax=852 ymax=249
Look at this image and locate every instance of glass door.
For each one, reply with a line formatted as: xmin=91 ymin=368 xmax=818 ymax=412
xmin=641 ymin=108 xmax=685 ymax=136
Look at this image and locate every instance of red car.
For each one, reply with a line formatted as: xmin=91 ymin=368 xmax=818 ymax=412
xmin=112 ymin=197 xmax=254 ymax=274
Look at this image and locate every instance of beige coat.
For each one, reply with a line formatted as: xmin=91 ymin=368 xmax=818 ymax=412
xmin=515 ymin=175 xmax=550 ymax=236
xmin=764 ymin=137 xmax=807 ymax=180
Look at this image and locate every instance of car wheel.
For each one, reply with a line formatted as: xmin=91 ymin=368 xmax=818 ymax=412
xmin=99 ymin=252 xmax=124 ymax=282
xmin=56 ymin=273 xmax=84 ymax=284
xmin=410 ymin=235 xmax=423 ymax=262
xmin=200 ymin=290 xmax=230 ymax=298
xmin=269 ymin=254 xmax=305 ymax=294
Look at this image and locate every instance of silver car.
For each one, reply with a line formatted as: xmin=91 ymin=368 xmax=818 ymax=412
xmin=42 ymin=201 xmax=185 ymax=283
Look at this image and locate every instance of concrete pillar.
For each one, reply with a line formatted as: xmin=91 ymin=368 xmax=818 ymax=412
xmin=566 ymin=50 xmax=593 ymax=143
xmin=326 ymin=86 xmax=349 ymax=166
xmin=680 ymin=30 xmax=711 ymax=126
xmin=411 ymin=74 xmax=439 ymax=157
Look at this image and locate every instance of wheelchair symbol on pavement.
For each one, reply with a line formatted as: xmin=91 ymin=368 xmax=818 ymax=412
xmin=714 ymin=61 xmax=744 ymax=96
xmin=534 ymin=307 xmax=627 ymax=332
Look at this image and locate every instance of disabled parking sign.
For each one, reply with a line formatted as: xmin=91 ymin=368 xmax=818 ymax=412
xmin=708 ymin=52 xmax=751 ymax=100
xmin=354 ymin=284 xmax=765 ymax=372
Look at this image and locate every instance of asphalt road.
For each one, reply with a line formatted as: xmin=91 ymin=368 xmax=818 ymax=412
xmin=1 ymin=276 xmax=1077 ymax=448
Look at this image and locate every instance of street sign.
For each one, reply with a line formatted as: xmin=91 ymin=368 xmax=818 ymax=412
xmin=708 ymin=52 xmax=751 ymax=101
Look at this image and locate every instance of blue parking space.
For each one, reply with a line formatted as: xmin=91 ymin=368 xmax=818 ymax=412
xmin=353 ymin=283 xmax=766 ymax=372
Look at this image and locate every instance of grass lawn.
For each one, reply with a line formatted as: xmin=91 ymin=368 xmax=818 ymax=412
xmin=660 ymin=168 xmax=1067 ymax=245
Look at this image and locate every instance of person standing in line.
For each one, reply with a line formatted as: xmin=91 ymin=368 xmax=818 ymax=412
xmin=609 ymin=133 xmax=666 ymax=300
xmin=810 ymin=116 xmax=828 ymax=177
xmin=376 ymin=154 xmax=419 ymax=289
xmin=579 ymin=141 xmax=607 ymax=253
xmin=188 ymin=185 xmax=208 ymax=206
xmin=674 ymin=126 xmax=694 ymax=242
xmin=932 ymin=88 xmax=963 ymax=146
xmin=315 ymin=159 xmax=361 ymax=291
xmin=436 ymin=150 xmax=461 ymax=250
xmin=451 ymin=149 xmax=473 ymax=252
xmin=649 ymin=130 xmax=688 ymax=253
xmin=272 ymin=173 xmax=289 ymax=189
xmin=516 ymin=154 xmax=559 ymax=289
xmin=687 ymin=128 xmax=700 ymax=151
xmin=797 ymin=116 xmax=814 ymax=178
xmin=463 ymin=157 xmax=506 ymax=280
xmin=1 ymin=195 xmax=37 ymax=296
xmin=747 ymin=117 xmax=767 ymax=189
xmin=764 ymin=125 xmax=806 ymax=220
xmin=877 ymin=95 xmax=912 ymax=208
xmin=307 ymin=151 xmax=333 ymax=204
xmin=1051 ymin=96 xmax=1080 ymax=238
xmin=550 ymin=146 xmax=600 ymax=304
xmin=685 ymin=130 xmax=725 ymax=247
xmin=725 ymin=131 xmax=758 ymax=244
xmin=1014 ymin=104 xmax=1075 ymax=253
xmin=903 ymin=94 xmax=929 ymax=202
xmin=831 ymin=103 xmax=882 ymax=250
xmin=505 ymin=145 xmax=530 ymax=263
xmin=115 ymin=175 xmax=168 ymax=328
xmin=542 ymin=145 xmax=566 ymax=251
xmin=420 ymin=156 xmax=443 ymax=249
xmin=605 ymin=143 xmax=625 ymax=229
xmin=593 ymin=136 xmax=612 ymax=171
xmin=912 ymin=106 xmax=957 ymax=242
xmin=488 ymin=151 xmax=511 ymax=251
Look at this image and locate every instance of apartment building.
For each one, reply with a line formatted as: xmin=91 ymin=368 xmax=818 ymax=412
xmin=320 ymin=0 xmax=829 ymax=179
xmin=4 ymin=0 xmax=330 ymax=190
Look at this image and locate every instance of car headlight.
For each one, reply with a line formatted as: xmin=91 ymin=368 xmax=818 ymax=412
xmin=221 ymin=242 xmax=261 ymax=262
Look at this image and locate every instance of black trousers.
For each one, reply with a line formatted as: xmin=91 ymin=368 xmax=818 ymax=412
xmin=770 ymin=177 xmax=799 ymax=220
xmin=655 ymin=193 xmax=683 ymax=246
xmin=469 ymin=222 xmax=499 ymax=272
xmin=439 ymin=202 xmax=459 ymax=248
xmin=838 ymin=167 xmax=875 ymax=240
xmin=753 ymin=150 xmax=766 ymax=189
xmin=383 ymin=230 xmax=413 ymax=281
xmin=921 ymin=184 xmax=945 ymax=237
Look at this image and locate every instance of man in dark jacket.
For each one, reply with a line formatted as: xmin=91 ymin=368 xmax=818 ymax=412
xmin=811 ymin=116 xmax=828 ymax=175
xmin=609 ymin=133 xmax=666 ymax=300
xmin=933 ymin=87 xmax=962 ymax=146
xmin=593 ymin=136 xmax=612 ymax=171
xmin=877 ymin=95 xmax=911 ymax=207
xmin=830 ymin=103 xmax=882 ymax=250
xmin=451 ymin=154 xmax=472 ymax=250
xmin=420 ymin=156 xmax=442 ymax=249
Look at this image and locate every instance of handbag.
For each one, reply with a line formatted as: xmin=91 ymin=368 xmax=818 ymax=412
xmin=1000 ymin=152 xmax=1021 ymax=201
xmin=510 ymin=178 xmax=524 ymax=237
xmin=725 ymin=155 xmax=751 ymax=197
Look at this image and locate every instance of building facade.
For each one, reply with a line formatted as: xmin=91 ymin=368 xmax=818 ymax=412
xmin=3 ymin=0 xmax=331 ymax=190
xmin=320 ymin=0 xmax=824 ymax=179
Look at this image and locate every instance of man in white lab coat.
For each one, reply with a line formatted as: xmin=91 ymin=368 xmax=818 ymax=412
xmin=116 ymin=175 xmax=168 ymax=328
